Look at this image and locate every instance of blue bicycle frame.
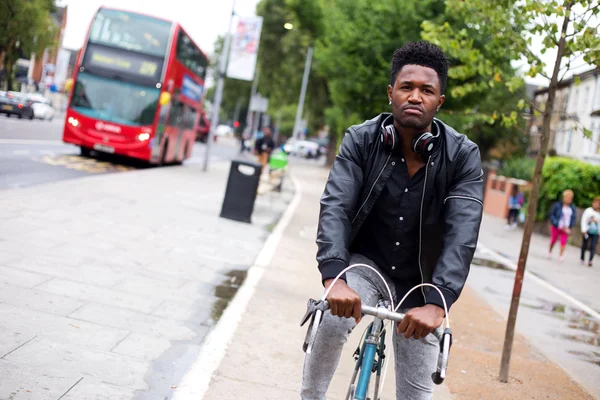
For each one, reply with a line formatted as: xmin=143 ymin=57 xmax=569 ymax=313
xmin=349 ymin=317 xmax=386 ymax=400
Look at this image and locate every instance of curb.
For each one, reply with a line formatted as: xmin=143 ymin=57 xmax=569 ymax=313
xmin=171 ymin=173 xmax=303 ymax=400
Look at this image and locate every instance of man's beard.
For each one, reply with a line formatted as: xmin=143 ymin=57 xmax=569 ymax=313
xmin=396 ymin=114 xmax=431 ymax=131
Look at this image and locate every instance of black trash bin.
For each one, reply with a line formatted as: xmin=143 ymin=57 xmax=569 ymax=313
xmin=220 ymin=159 xmax=263 ymax=223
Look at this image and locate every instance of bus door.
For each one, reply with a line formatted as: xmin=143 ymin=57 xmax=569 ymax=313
xmin=163 ymin=94 xmax=185 ymax=163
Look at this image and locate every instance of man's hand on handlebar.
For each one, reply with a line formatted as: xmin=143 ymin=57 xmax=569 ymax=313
xmin=323 ymin=279 xmax=362 ymax=324
xmin=397 ymin=304 xmax=444 ymax=340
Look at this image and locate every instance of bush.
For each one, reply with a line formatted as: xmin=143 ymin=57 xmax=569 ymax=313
xmin=537 ymin=157 xmax=600 ymax=220
xmin=497 ymin=157 xmax=536 ymax=181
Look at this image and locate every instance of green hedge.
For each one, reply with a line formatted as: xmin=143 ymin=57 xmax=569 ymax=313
xmin=498 ymin=158 xmax=536 ymax=182
xmin=537 ymin=157 xmax=600 ymax=220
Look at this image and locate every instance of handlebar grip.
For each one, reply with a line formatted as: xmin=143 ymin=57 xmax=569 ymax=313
xmin=432 ymin=328 xmax=452 ymax=385
xmin=432 ymin=371 xmax=445 ymax=385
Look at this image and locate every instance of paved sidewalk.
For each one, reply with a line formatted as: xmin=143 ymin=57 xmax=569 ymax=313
xmin=201 ymin=163 xmax=595 ymax=400
xmin=477 ymin=214 xmax=600 ymax=313
xmin=0 ymin=158 xmax=293 ymax=399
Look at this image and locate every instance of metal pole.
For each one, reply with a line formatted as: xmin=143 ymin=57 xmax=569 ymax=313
xmin=274 ymin=108 xmax=283 ymax=144
xmin=252 ymin=111 xmax=262 ymax=139
xmin=203 ymin=0 xmax=236 ymax=172
xmin=245 ymin=69 xmax=259 ymax=140
xmin=292 ymin=45 xmax=313 ymax=140
xmin=232 ymin=98 xmax=242 ymax=127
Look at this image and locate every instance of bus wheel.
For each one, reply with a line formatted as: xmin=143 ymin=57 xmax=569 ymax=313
xmin=80 ymin=146 xmax=92 ymax=157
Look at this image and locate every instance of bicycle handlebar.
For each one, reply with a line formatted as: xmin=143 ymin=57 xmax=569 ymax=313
xmin=301 ymin=298 xmax=452 ymax=385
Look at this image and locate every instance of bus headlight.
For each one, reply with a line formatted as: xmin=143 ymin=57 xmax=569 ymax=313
xmin=68 ymin=117 xmax=79 ymax=127
xmin=138 ymin=133 xmax=150 ymax=141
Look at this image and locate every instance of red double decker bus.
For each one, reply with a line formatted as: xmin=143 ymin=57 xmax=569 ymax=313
xmin=63 ymin=7 xmax=209 ymax=165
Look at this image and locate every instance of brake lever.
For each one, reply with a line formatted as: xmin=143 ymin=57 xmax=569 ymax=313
xmin=300 ymin=299 xmax=329 ymax=354
xmin=432 ymin=328 xmax=452 ymax=385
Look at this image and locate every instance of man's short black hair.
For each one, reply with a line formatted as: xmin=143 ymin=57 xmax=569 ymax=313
xmin=390 ymin=41 xmax=450 ymax=94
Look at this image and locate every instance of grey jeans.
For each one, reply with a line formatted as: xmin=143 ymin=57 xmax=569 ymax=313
xmin=301 ymin=254 xmax=440 ymax=400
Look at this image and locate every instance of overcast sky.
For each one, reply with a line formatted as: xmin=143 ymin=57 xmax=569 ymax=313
xmin=58 ymin=0 xmax=260 ymax=57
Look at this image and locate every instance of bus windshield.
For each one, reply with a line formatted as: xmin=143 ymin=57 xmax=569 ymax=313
xmin=71 ymin=72 xmax=160 ymax=126
xmin=89 ymin=8 xmax=172 ymax=58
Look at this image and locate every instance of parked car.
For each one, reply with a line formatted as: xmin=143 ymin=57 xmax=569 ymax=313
xmin=26 ymin=94 xmax=55 ymax=121
xmin=307 ymin=137 xmax=329 ymax=158
xmin=215 ymin=124 xmax=233 ymax=137
xmin=283 ymin=138 xmax=321 ymax=158
xmin=0 ymin=92 xmax=34 ymax=119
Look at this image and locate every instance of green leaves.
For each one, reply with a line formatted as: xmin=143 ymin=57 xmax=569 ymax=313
xmin=538 ymin=157 xmax=600 ymax=220
xmin=0 ymin=0 xmax=57 ymax=89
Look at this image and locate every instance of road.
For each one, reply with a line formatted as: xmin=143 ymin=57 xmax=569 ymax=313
xmin=0 ymin=114 xmax=239 ymax=190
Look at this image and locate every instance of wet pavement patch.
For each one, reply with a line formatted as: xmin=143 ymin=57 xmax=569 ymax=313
xmin=137 ymin=267 xmax=250 ymax=399
xmin=561 ymin=316 xmax=600 ymax=348
xmin=211 ymin=269 xmax=248 ymax=323
xmin=567 ymin=350 xmax=600 ymax=367
xmin=529 ymin=298 xmax=600 ymax=362
xmin=472 ymin=256 xmax=513 ymax=271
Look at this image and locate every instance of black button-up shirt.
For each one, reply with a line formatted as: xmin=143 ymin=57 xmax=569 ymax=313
xmin=352 ymin=152 xmax=426 ymax=308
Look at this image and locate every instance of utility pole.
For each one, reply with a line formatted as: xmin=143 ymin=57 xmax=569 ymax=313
xmin=203 ymin=0 xmax=236 ymax=172
xmin=245 ymin=68 xmax=259 ymax=140
xmin=292 ymin=45 xmax=313 ymax=140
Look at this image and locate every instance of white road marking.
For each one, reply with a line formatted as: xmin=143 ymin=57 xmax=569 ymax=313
xmin=0 ymin=139 xmax=65 ymax=145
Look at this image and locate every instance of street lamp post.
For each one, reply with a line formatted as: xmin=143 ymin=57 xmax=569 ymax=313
xmin=284 ymin=22 xmax=313 ymax=141
xmin=292 ymin=45 xmax=313 ymax=140
xmin=203 ymin=0 xmax=236 ymax=172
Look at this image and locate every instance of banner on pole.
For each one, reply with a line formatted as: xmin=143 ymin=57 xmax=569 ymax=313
xmin=226 ymin=16 xmax=263 ymax=81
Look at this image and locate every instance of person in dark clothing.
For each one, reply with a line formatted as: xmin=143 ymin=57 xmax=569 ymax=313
xmin=254 ymin=126 xmax=275 ymax=168
xmin=301 ymin=41 xmax=483 ymax=400
xmin=580 ymin=197 xmax=600 ymax=267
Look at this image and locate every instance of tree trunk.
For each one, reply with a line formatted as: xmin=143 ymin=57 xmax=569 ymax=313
xmin=325 ymin=132 xmax=338 ymax=167
xmin=4 ymin=44 xmax=14 ymax=91
xmin=499 ymin=2 xmax=573 ymax=383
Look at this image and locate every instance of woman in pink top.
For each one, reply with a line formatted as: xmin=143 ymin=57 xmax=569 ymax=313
xmin=548 ymin=189 xmax=577 ymax=261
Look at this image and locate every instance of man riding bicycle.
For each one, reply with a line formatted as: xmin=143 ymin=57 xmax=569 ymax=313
xmin=301 ymin=41 xmax=484 ymax=399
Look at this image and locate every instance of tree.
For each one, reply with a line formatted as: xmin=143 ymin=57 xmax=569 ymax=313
xmin=424 ymin=0 xmax=600 ymax=382
xmin=421 ymin=1 xmax=531 ymax=159
xmin=315 ymin=0 xmax=524 ymax=161
xmin=0 ymin=0 xmax=57 ymax=90
xmin=255 ymin=0 xmax=330 ymax=137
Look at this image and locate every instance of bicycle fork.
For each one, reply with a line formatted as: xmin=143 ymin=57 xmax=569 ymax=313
xmin=346 ymin=318 xmax=385 ymax=400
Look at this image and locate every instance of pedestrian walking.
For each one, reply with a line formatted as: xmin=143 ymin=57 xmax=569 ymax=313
xmin=254 ymin=126 xmax=275 ymax=172
xmin=548 ymin=189 xmax=577 ymax=262
xmin=580 ymin=197 xmax=600 ymax=267
xmin=505 ymin=184 xmax=524 ymax=230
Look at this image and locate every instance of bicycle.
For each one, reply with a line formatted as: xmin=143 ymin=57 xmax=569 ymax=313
xmin=300 ymin=263 xmax=453 ymax=400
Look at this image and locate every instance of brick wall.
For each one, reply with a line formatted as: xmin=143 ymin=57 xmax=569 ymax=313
xmin=483 ymin=170 xmax=530 ymax=219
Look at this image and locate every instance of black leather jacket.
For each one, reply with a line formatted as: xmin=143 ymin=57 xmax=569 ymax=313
xmin=316 ymin=113 xmax=484 ymax=310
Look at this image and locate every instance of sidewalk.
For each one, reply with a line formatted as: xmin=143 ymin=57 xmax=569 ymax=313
xmin=0 ymin=158 xmax=293 ymax=399
xmin=199 ymin=163 xmax=594 ymax=400
xmin=477 ymin=214 xmax=600 ymax=314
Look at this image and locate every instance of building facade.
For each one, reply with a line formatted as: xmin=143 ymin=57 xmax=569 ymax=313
xmin=529 ymin=67 xmax=600 ymax=163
